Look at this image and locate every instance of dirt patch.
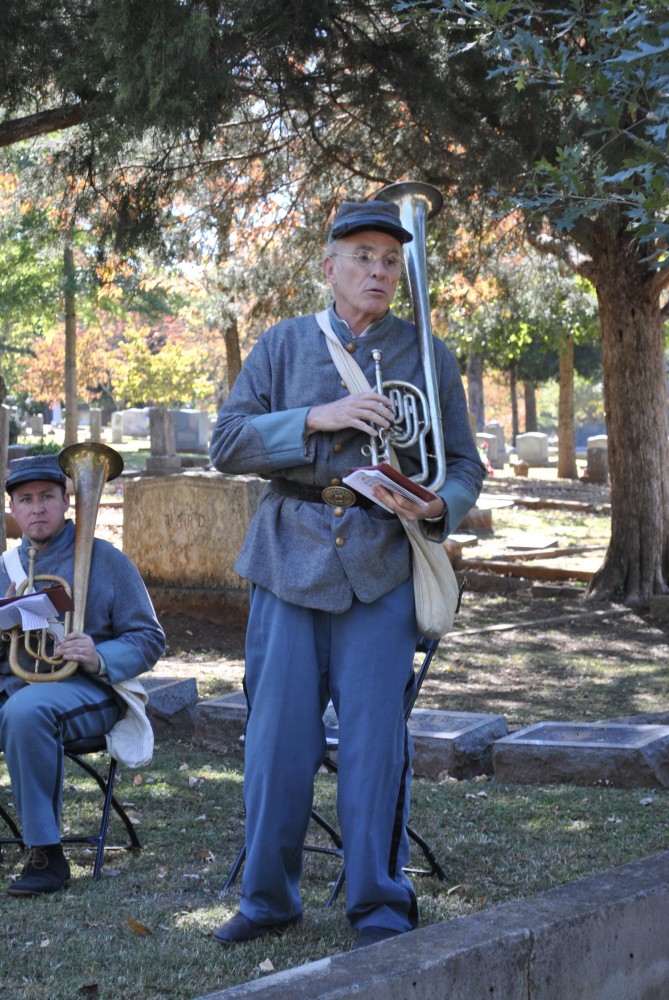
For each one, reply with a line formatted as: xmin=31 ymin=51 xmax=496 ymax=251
xmin=152 ymin=594 xmax=669 ymax=732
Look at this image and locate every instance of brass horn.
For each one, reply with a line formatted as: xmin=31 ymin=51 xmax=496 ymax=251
xmin=8 ymin=443 xmax=124 ymax=683
xmin=366 ymin=181 xmax=446 ymax=493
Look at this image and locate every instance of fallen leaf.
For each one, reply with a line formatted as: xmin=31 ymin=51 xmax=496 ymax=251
xmin=133 ymin=774 xmax=143 ymax=786
xmin=259 ymin=958 xmax=275 ymax=973
xmin=200 ymin=850 xmax=216 ymax=863
xmin=125 ymin=918 xmax=153 ymax=936
xmin=40 ymin=938 xmax=50 ymax=948
xmin=639 ymin=797 xmax=654 ymax=806
xmin=178 ymin=763 xmax=189 ymax=771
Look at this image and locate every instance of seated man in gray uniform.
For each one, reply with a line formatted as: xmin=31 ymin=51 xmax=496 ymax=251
xmin=210 ymin=197 xmax=484 ymax=948
xmin=0 ymin=454 xmax=165 ymax=896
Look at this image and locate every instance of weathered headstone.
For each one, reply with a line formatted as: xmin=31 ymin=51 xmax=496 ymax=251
xmin=195 ymin=693 xmax=508 ymax=779
xmin=476 ymin=432 xmax=497 ymax=469
xmin=586 ymin=434 xmax=608 ymax=484
xmin=170 ymin=408 xmax=210 ymax=454
xmin=483 ymin=420 xmax=507 ymax=469
xmin=121 ymin=407 xmax=150 ymax=437
xmin=123 ymin=471 xmax=264 ymax=625
xmin=516 ymin=431 xmax=550 ymax=466
xmin=146 ymin=406 xmax=181 ymax=474
xmin=88 ymin=408 xmax=102 ymax=443
xmin=30 ymin=414 xmax=44 ymax=436
xmin=111 ymin=412 xmax=124 ymax=444
xmin=143 ymin=676 xmax=199 ymax=737
xmin=493 ymin=721 xmax=669 ymax=788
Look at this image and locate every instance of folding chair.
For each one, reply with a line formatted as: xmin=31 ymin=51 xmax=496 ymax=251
xmin=0 ymin=736 xmax=141 ymax=880
xmin=222 ymin=636 xmax=446 ymax=906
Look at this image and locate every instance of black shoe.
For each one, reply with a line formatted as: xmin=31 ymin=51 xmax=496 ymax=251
xmin=212 ymin=910 xmax=302 ymax=944
xmin=354 ymin=926 xmax=402 ymax=949
xmin=7 ymin=844 xmax=71 ymax=897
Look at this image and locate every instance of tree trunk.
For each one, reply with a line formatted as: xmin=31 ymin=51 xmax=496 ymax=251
xmin=509 ymin=368 xmax=519 ymax=445
xmin=466 ymin=352 xmax=485 ymax=431
xmin=524 ymin=381 xmax=537 ymax=432
xmin=225 ymin=314 xmax=242 ymax=391
xmin=63 ymin=243 xmax=78 ymax=447
xmin=214 ymin=209 xmax=243 ymax=392
xmin=557 ymin=331 xmax=578 ymax=480
xmin=587 ymin=233 xmax=669 ymax=605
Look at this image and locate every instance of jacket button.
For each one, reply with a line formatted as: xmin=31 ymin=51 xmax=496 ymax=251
xmin=345 ymin=342 xmax=357 ymax=354
xmin=334 ymin=507 xmax=344 ymax=517
xmin=333 ymin=442 xmax=342 ymax=454
xmin=330 ymin=477 xmax=341 ymax=485
xmin=335 ymin=536 xmax=345 ymax=547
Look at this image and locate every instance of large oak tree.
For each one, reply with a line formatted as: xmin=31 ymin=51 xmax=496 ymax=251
xmin=2 ymin=0 xmax=667 ymax=603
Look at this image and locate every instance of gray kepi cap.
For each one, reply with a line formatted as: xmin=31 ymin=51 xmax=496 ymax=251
xmin=329 ymin=200 xmax=413 ymax=244
xmin=5 ymin=454 xmax=67 ymax=494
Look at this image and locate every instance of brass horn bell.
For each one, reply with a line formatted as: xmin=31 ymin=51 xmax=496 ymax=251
xmin=8 ymin=443 xmax=124 ymax=683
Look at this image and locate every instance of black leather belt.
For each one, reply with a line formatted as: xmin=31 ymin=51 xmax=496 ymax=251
xmin=270 ymin=477 xmax=373 ymax=509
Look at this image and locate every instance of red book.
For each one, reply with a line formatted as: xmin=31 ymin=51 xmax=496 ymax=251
xmin=343 ymin=463 xmax=439 ymax=512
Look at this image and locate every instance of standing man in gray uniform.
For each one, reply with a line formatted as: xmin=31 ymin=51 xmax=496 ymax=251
xmin=210 ymin=198 xmax=483 ymax=949
xmin=0 ymin=454 xmax=165 ymax=896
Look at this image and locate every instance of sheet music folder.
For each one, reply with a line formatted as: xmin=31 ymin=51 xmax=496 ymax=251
xmin=0 ymin=585 xmax=73 ymax=632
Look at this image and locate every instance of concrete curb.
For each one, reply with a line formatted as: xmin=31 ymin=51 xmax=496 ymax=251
xmin=197 ymin=851 xmax=669 ymax=999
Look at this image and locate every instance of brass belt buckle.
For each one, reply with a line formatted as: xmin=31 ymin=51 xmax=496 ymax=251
xmin=322 ymin=486 xmax=356 ymax=508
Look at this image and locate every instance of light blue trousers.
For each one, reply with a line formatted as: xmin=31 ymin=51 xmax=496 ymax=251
xmin=240 ymin=578 xmax=419 ymax=932
xmin=0 ymin=675 xmax=121 ymax=846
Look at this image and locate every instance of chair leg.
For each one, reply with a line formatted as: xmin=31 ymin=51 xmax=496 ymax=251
xmin=65 ymin=752 xmax=141 ymax=852
xmin=221 ymin=843 xmax=247 ymax=895
xmin=0 ymin=802 xmax=23 ymax=845
xmin=62 ymin=752 xmax=141 ymax=879
xmin=405 ymin=824 xmax=447 ymax=880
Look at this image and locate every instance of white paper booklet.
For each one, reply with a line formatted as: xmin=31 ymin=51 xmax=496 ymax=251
xmin=343 ymin=462 xmax=439 ymax=513
xmin=0 ymin=592 xmax=64 ymax=633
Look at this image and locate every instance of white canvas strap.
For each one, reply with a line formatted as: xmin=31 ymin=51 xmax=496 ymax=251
xmin=1 ymin=547 xmax=28 ymax=588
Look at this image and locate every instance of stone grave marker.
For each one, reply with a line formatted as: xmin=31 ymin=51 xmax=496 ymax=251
xmin=146 ymin=406 xmax=181 ymax=474
xmin=170 ymin=408 xmax=210 ymax=454
xmin=195 ymin=693 xmax=508 ymax=779
xmin=516 ymin=431 xmax=550 ymax=466
xmin=586 ymin=434 xmax=608 ymax=484
xmin=493 ymin=721 xmax=669 ymax=788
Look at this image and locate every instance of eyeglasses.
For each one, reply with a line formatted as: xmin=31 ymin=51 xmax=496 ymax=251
xmin=330 ymin=249 xmax=404 ymax=274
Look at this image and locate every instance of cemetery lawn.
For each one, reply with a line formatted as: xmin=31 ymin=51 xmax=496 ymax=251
xmin=2 ymin=480 xmax=669 ymax=999
xmin=1 ymin=594 xmax=667 ymax=1000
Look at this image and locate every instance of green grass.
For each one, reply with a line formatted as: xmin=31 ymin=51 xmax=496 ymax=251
xmin=1 ymin=730 xmax=669 ymax=999
xmin=2 ymin=478 xmax=668 ymax=997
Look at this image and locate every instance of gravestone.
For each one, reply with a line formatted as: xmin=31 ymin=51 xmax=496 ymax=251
xmin=123 ymin=471 xmax=264 ymax=625
xmin=146 ymin=407 xmax=181 ymax=474
xmin=30 ymin=414 xmax=44 ymax=436
xmin=143 ymin=676 xmax=199 ymax=737
xmin=483 ymin=420 xmax=507 ymax=469
xmin=476 ymin=432 xmax=497 ymax=469
xmin=111 ymin=411 xmax=124 ymax=444
xmin=195 ymin=693 xmax=508 ymax=779
xmin=170 ymin=408 xmax=210 ymax=454
xmin=586 ymin=434 xmax=608 ymax=484
xmin=493 ymin=721 xmax=669 ymax=788
xmin=120 ymin=407 xmax=150 ymax=437
xmin=88 ymin=408 xmax=102 ymax=443
xmin=516 ymin=431 xmax=550 ymax=466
